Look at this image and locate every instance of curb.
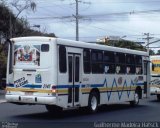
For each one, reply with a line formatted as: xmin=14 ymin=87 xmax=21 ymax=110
xmin=0 ymin=100 xmax=6 ymax=103
xmin=0 ymin=90 xmax=6 ymax=95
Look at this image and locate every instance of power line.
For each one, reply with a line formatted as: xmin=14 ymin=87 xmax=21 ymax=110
xmin=18 ymin=1 xmax=160 ymax=41
xmin=28 ymin=9 xmax=160 ymax=20
xmin=91 ymin=0 xmax=160 ymax=4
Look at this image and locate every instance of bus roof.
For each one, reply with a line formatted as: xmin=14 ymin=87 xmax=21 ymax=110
xmin=11 ymin=36 xmax=55 ymax=43
xmin=150 ymin=55 xmax=160 ymax=58
xmin=11 ymin=36 xmax=148 ymax=56
xmin=56 ymin=38 xmax=148 ymax=56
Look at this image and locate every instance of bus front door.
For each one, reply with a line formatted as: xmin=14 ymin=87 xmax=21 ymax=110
xmin=68 ymin=54 xmax=81 ymax=107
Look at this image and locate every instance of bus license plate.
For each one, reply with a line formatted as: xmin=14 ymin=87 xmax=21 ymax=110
xmin=25 ymin=92 xmax=33 ymax=96
xmin=22 ymin=97 xmax=34 ymax=102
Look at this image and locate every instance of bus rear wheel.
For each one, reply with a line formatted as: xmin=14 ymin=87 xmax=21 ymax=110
xmin=157 ymin=94 xmax=160 ymax=100
xmin=88 ymin=92 xmax=98 ymax=113
xmin=130 ymin=92 xmax=139 ymax=106
xmin=45 ymin=105 xmax=62 ymax=113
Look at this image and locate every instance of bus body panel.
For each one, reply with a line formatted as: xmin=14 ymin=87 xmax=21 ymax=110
xmin=6 ymin=37 xmax=58 ymax=105
xmin=6 ymin=36 xmax=150 ymax=110
xmin=150 ymin=56 xmax=160 ymax=95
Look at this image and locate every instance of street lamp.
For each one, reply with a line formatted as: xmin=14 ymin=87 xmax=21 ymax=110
xmin=31 ymin=25 xmax=40 ymax=32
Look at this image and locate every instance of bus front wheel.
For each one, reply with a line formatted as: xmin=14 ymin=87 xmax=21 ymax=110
xmin=157 ymin=94 xmax=160 ymax=100
xmin=88 ymin=92 xmax=98 ymax=113
xmin=130 ymin=92 xmax=139 ymax=106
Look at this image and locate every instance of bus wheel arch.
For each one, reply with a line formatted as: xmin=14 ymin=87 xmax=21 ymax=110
xmin=130 ymin=86 xmax=142 ymax=106
xmin=135 ymin=86 xmax=142 ymax=99
xmin=157 ymin=94 xmax=160 ymax=100
xmin=88 ymin=88 xmax=100 ymax=113
xmin=45 ymin=105 xmax=62 ymax=113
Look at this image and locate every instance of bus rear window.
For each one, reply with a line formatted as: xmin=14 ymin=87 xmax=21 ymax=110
xmin=14 ymin=44 xmax=40 ymax=66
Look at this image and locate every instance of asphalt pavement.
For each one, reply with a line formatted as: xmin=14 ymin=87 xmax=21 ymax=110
xmin=0 ymin=89 xmax=6 ymax=103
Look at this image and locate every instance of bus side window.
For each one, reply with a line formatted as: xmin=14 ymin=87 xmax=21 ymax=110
xmin=126 ymin=54 xmax=135 ymax=74
xmin=59 ymin=45 xmax=67 ymax=73
xmin=103 ymin=51 xmax=115 ymax=74
xmin=115 ymin=53 xmax=125 ymax=74
xmin=91 ymin=50 xmax=103 ymax=74
xmin=135 ymin=55 xmax=142 ymax=74
xmin=41 ymin=44 xmax=49 ymax=52
xmin=83 ymin=49 xmax=91 ymax=73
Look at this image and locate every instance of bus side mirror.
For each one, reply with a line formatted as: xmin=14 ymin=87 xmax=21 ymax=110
xmin=5 ymin=39 xmax=13 ymax=74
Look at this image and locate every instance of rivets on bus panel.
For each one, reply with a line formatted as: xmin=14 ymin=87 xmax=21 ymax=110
xmin=19 ymin=96 xmax=21 ymax=101
xmin=35 ymin=97 xmax=37 ymax=102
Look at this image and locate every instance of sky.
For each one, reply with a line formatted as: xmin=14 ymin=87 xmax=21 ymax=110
xmin=6 ymin=0 xmax=160 ymax=49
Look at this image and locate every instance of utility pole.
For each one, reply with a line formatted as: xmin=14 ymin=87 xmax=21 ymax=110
xmin=143 ymin=33 xmax=153 ymax=54
xmin=144 ymin=33 xmax=150 ymax=47
xmin=75 ymin=0 xmax=79 ymax=41
xmin=71 ymin=0 xmax=79 ymax=41
xmin=72 ymin=0 xmax=90 ymax=41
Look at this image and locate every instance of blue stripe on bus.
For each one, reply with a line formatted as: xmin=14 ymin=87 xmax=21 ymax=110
xmin=7 ymin=82 xmax=144 ymax=89
xmin=23 ymin=84 xmax=42 ymax=88
xmin=91 ymin=84 xmax=104 ymax=88
xmin=56 ymin=85 xmax=80 ymax=89
xmin=7 ymin=84 xmax=42 ymax=88
xmin=57 ymin=84 xmax=104 ymax=89
xmin=7 ymin=84 xmax=14 ymax=87
xmin=136 ymin=83 xmax=144 ymax=86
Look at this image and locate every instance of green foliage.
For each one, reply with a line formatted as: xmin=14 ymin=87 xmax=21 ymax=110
xmin=0 ymin=4 xmax=13 ymax=38
xmin=0 ymin=44 xmax=7 ymax=77
xmin=156 ymin=50 xmax=160 ymax=55
xmin=98 ymin=40 xmax=146 ymax=51
xmin=0 ymin=3 xmax=56 ymax=79
xmin=149 ymin=49 xmax=155 ymax=55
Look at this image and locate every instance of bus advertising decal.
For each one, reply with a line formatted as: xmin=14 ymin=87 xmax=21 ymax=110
xmin=14 ymin=77 xmax=28 ymax=88
xmin=14 ymin=45 xmax=40 ymax=66
xmin=35 ymin=74 xmax=42 ymax=83
xmin=150 ymin=79 xmax=160 ymax=86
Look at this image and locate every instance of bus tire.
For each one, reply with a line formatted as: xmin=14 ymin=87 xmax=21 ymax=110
xmin=157 ymin=94 xmax=160 ymax=100
xmin=45 ymin=105 xmax=62 ymax=113
xmin=88 ymin=92 xmax=98 ymax=113
xmin=130 ymin=92 xmax=139 ymax=106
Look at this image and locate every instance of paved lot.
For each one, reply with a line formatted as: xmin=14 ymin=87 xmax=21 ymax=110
xmin=0 ymin=90 xmax=5 ymax=103
xmin=0 ymin=94 xmax=160 ymax=128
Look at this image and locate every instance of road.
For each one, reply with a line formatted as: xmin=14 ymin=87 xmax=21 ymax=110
xmin=0 ymin=94 xmax=160 ymax=128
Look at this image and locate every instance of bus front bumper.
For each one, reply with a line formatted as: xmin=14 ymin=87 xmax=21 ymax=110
xmin=5 ymin=94 xmax=57 ymax=105
xmin=150 ymin=87 xmax=160 ymax=95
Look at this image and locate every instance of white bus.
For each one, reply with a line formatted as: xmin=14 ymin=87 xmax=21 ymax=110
xmin=6 ymin=37 xmax=150 ymax=113
xmin=150 ymin=55 xmax=160 ymax=100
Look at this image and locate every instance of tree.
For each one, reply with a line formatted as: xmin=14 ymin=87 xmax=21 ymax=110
xmin=97 ymin=39 xmax=146 ymax=51
xmin=11 ymin=0 xmax=36 ymax=19
xmin=149 ymin=49 xmax=155 ymax=55
xmin=0 ymin=3 xmax=14 ymax=38
xmin=0 ymin=2 xmax=56 ymax=81
xmin=156 ymin=50 xmax=160 ymax=55
xmin=10 ymin=0 xmax=36 ymax=37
